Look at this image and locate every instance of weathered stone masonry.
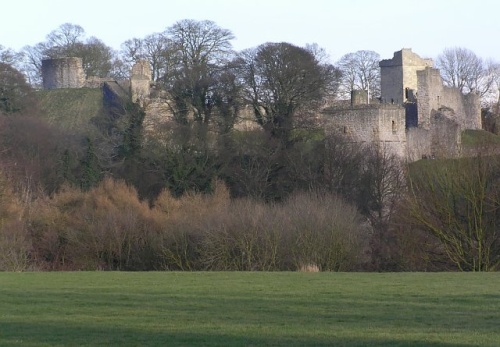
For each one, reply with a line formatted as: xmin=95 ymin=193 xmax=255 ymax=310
xmin=41 ymin=57 xmax=85 ymax=89
xmin=325 ymin=48 xmax=481 ymax=161
xmin=41 ymin=50 xmax=482 ymax=162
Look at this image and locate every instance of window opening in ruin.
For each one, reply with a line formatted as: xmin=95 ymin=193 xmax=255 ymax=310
xmin=405 ymin=88 xmax=409 ymax=99
xmin=392 ymin=120 xmax=396 ymax=134
xmin=343 ymin=126 xmax=347 ymax=133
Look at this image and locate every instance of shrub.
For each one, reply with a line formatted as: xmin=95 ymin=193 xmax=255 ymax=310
xmin=0 ymin=172 xmax=31 ymax=271
xmin=279 ymin=192 xmax=366 ymax=271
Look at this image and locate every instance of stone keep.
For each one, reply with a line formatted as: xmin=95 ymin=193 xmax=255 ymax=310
xmin=42 ymin=57 xmax=85 ymax=89
xmin=379 ymin=48 xmax=432 ymax=104
xmin=130 ymin=60 xmax=151 ymax=104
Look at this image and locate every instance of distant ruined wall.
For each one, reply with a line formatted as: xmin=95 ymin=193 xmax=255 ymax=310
xmin=415 ymin=67 xmax=442 ymax=129
xmin=417 ymin=67 xmax=481 ymax=131
xmin=431 ymin=110 xmax=462 ymax=158
xmin=42 ymin=57 xmax=85 ymax=89
xmin=324 ymin=104 xmax=407 ymax=158
xmin=351 ymin=90 xmax=369 ymax=106
xmin=379 ymin=48 xmax=433 ymax=105
xmin=406 ymin=127 xmax=431 ymax=161
xmin=85 ymin=76 xmax=115 ymax=88
xmin=463 ymin=92 xmax=481 ymax=129
xmin=130 ymin=60 xmax=151 ymax=105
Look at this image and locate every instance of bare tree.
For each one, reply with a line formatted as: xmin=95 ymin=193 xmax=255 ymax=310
xmin=336 ymin=50 xmax=380 ymax=99
xmin=161 ymin=19 xmax=235 ymax=125
xmin=120 ymin=34 xmax=177 ymax=81
xmin=19 ymin=43 xmax=45 ymax=86
xmin=0 ymin=63 xmax=38 ymax=114
xmin=143 ymin=33 xmax=176 ymax=81
xmin=166 ymin=19 xmax=234 ymax=69
xmin=118 ymin=38 xmax=145 ymax=79
xmin=0 ymin=45 xmax=20 ymax=67
xmin=120 ymin=38 xmax=144 ymax=61
xmin=46 ymin=23 xmax=85 ymax=51
xmin=436 ymin=47 xmax=495 ymax=97
xmin=21 ymin=23 xmax=115 ymax=83
xmin=408 ymin=155 xmax=500 ymax=271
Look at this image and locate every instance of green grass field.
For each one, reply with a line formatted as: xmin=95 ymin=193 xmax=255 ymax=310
xmin=1 ymin=272 xmax=499 ymax=346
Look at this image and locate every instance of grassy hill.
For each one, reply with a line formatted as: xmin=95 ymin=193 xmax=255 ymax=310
xmin=462 ymin=129 xmax=500 ymax=147
xmin=37 ymin=87 xmax=105 ymax=133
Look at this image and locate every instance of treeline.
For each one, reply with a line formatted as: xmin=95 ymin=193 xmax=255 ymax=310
xmin=2 ymin=152 xmax=500 ymax=272
xmin=2 ymin=104 xmax=500 ymax=271
xmin=1 ymin=20 xmax=500 ymax=271
xmin=2 ymin=124 xmax=500 ymax=271
xmin=2 ymin=20 xmax=500 ymax=108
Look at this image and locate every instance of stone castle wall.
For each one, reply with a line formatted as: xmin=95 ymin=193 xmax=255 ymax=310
xmin=327 ymin=49 xmax=483 ymax=162
xmin=351 ymin=90 xmax=369 ymax=106
xmin=406 ymin=127 xmax=430 ymax=161
xmin=417 ymin=67 xmax=481 ymax=131
xmin=431 ymin=111 xmax=461 ymax=158
xmin=130 ymin=60 xmax=151 ymax=105
xmin=42 ymin=57 xmax=85 ymax=89
xmin=324 ymin=104 xmax=407 ymax=157
xmin=41 ymin=51 xmax=482 ymax=163
xmin=415 ymin=67 xmax=442 ymax=129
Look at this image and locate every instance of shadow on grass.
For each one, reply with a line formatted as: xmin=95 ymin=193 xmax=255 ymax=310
xmin=1 ymin=321 xmax=480 ymax=347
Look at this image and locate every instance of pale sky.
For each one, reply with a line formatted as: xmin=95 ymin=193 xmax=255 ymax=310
xmin=1 ymin=0 xmax=499 ymax=62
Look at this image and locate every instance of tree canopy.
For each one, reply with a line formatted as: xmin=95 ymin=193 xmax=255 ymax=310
xmin=236 ymin=42 xmax=340 ymax=141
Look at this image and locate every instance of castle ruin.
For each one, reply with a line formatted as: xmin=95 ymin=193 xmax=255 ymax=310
xmin=130 ymin=60 xmax=151 ymax=105
xmin=41 ymin=50 xmax=482 ymax=162
xmin=41 ymin=57 xmax=86 ymax=89
xmin=325 ymin=48 xmax=482 ymax=161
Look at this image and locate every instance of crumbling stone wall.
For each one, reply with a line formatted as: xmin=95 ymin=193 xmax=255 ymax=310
xmin=130 ymin=60 xmax=151 ymax=105
xmin=324 ymin=104 xmax=407 ymax=158
xmin=415 ymin=67 xmax=442 ymax=129
xmin=85 ymin=76 xmax=115 ymax=88
xmin=430 ymin=110 xmax=461 ymax=158
xmin=417 ymin=67 xmax=481 ymax=131
xmin=406 ymin=127 xmax=430 ymax=161
xmin=351 ymin=90 xmax=369 ymax=106
xmin=42 ymin=57 xmax=85 ymax=89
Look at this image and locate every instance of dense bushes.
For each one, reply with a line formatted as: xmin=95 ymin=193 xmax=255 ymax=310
xmin=0 ymin=176 xmax=367 ymax=271
xmin=0 ymin=173 xmax=31 ymax=271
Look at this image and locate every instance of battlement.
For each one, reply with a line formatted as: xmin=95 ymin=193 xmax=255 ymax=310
xmin=379 ymin=48 xmax=433 ymax=68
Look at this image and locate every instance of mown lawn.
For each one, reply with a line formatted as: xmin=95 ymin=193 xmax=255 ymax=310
xmin=0 ymin=272 xmax=499 ymax=346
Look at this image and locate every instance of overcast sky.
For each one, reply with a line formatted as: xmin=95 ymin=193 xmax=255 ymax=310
xmin=1 ymin=0 xmax=499 ymax=62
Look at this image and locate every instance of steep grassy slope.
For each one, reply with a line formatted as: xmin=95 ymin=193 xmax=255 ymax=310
xmin=462 ymin=129 xmax=500 ymax=146
xmin=37 ymin=87 xmax=105 ymax=132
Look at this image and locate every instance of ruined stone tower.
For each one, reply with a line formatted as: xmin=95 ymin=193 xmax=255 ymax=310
xmin=130 ymin=60 xmax=151 ymax=105
xmin=41 ymin=57 xmax=85 ymax=89
xmin=379 ymin=48 xmax=433 ymax=104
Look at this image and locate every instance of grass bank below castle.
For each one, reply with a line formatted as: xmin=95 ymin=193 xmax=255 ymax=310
xmin=1 ymin=272 xmax=499 ymax=346
xmin=37 ymin=88 xmax=104 ymax=132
